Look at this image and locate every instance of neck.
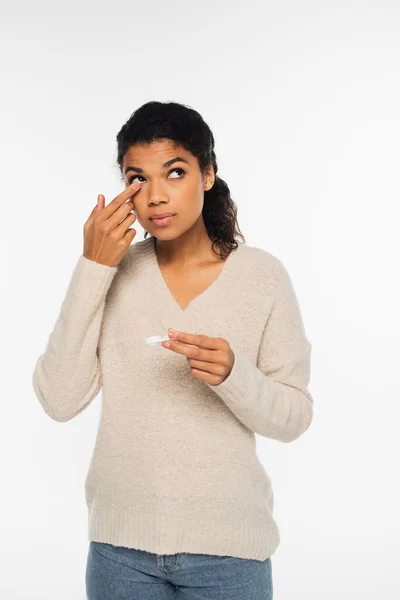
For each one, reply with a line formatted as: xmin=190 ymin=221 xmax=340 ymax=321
xmin=153 ymin=224 xmax=222 ymax=267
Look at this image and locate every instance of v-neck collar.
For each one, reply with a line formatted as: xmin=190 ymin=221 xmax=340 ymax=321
xmin=147 ymin=235 xmax=241 ymax=321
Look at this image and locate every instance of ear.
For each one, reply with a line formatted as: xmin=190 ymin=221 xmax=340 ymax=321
xmin=204 ymin=165 xmax=215 ymax=191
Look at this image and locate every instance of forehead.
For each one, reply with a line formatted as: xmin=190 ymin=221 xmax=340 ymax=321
xmin=122 ymin=140 xmax=193 ymax=168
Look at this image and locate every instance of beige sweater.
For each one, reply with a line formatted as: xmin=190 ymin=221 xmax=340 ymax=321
xmin=32 ymin=236 xmax=313 ymax=561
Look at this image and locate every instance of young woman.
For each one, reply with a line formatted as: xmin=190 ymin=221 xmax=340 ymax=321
xmin=32 ymin=101 xmax=313 ymax=599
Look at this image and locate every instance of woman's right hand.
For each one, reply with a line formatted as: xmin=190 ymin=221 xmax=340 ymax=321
xmin=83 ymin=181 xmax=143 ymax=267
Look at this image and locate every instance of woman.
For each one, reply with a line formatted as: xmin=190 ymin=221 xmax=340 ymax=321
xmin=32 ymin=101 xmax=313 ymax=599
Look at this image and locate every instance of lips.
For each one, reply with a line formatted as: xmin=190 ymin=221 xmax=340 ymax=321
xmin=150 ymin=212 xmax=176 ymax=220
xmin=150 ymin=214 xmax=176 ymax=226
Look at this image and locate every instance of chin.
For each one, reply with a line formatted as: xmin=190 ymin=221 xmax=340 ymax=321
xmin=150 ymin=230 xmax=181 ymax=241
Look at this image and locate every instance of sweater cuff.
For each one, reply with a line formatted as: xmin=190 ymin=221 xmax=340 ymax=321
xmin=67 ymin=255 xmax=118 ymax=304
xmin=206 ymin=349 xmax=255 ymax=408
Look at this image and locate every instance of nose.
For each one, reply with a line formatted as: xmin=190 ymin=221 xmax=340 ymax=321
xmin=145 ymin=182 xmax=169 ymax=206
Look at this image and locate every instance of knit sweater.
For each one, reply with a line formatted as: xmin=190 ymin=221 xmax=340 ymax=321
xmin=32 ymin=236 xmax=313 ymax=561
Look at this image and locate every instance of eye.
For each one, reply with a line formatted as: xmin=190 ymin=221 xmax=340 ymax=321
xmin=168 ymin=167 xmax=186 ymax=179
xmin=127 ymin=168 xmax=186 ymax=185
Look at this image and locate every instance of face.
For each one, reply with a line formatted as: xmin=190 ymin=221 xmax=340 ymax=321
xmin=122 ymin=139 xmax=214 ymax=240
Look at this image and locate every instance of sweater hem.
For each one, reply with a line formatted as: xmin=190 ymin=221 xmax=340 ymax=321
xmin=87 ymin=507 xmax=280 ymax=562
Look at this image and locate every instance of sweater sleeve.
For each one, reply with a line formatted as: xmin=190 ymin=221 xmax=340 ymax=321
xmin=32 ymin=255 xmax=118 ymax=422
xmin=206 ymin=258 xmax=313 ymax=443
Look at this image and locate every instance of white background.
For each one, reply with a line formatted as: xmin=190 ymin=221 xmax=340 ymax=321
xmin=1 ymin=0 xmax=399 ymax=598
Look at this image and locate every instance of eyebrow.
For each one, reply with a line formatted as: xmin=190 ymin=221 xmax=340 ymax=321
xmin=124 ymin=156 xmax=190 ymax=175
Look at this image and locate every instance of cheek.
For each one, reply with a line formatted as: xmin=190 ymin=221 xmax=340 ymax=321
xmin=187 ymin=180 xmax=205 ymax=206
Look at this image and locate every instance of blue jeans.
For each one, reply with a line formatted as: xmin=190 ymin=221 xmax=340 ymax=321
xmin=86 ymin=541 xmax=273 ymax=599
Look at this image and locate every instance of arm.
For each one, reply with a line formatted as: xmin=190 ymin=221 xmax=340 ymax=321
xmin=32 ymin=255 xmax=118 ymax=422
xmin=206 ymin=259 xmax=313 ymax=443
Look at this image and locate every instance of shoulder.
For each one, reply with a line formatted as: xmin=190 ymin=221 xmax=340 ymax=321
xmin=105 ymin=238 xmax=152 ymax=293
xmin=237 ymin=242 xmax=288 ymax=281
xmin=235 ymin=243 xmax=300 ymax=305
xmin=127 ymin=236 xmax=153 ymax=257
xmin=103 ymin=237 xmax=153 ymax=303
xmin=117 ymin=237 xmax=153 ymax=270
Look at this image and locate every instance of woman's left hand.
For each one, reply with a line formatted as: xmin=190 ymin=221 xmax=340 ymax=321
xmin=162 ymin=328 xmax=235 ymax=385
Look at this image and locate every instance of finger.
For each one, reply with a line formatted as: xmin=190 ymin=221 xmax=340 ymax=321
xmin=190 ymin=369 xmax=221 ymax=385
xmin=114 ymin=208 xmax=136 ymax=238
xmin=87 ymin=194 xmax=102 ymax=215
xmin=97 ymin=194 xmax=105 ymax=209
xmin=187 ymin=358 xmax=225 ymax=374
xmin=168 ymin=330 xmax=222 ymax=350
xmin=162 ymin=340 xmax=215 ymax=362
xmin=98 ymin=181 xmax=143 ymax=221
xmin=85 ymin=194 xmax=105 ymax=228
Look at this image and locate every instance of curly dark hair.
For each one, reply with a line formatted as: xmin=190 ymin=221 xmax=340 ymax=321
xmin=116 ymin=100 xmax=245 ymax=259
